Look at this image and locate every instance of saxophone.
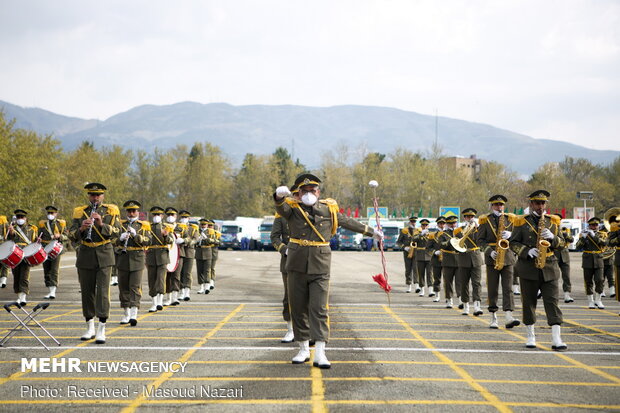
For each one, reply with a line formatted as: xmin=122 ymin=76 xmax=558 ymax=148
xmin=494 ymin=214 xmax=510 ymax=270
xmin=535 ymin=213 xmax=551 ymax=269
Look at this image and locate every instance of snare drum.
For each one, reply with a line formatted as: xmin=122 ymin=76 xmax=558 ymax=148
xmin=0 ymin=241 xmax=24 ymax=269
xmin=44 ymin=240 xmax=64 ymax=260
xmin=23 ymin=243 xmax=48 ymax=266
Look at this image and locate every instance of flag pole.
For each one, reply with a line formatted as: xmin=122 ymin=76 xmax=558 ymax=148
xmin=369 ymin=180 xmax=391 ymax=306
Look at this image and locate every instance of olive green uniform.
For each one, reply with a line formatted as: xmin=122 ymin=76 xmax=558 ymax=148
xmin=575 ymin=231 xmax=606 ymax=295
xmin=438 ymin=228 xmax=461 ymax=299
xmin=271 ymin=214 xmax=291 ymax=322
xmin=8 ymin=223 xmax=38 ymax=294
xmin=396 ymin=228 xmax=417 ymax=285
xmin=178 ymin=223 xmax=200 ymax=289
xmin=412 ymin=230 xmax=433 ymax=288
xmin=195 ymin=227 xmax=215 ymax=285
xmin=454 ymin=225 xmax=483 ymax=304
xmin=555 ymin=229 xmax=574 ymax=293
xmin=608 ymin=229 xmax=620 ymax=303
xmin=69 ymin=204 xmax=121 ymax=320
xmin=477 ymin=213 xmax=517 ymax=312
xmin=427 ymin=231 xmax=443 ymax=292
xmin=1 ymin=216 xmax=12 ymax=287
xmin=275 ymin=196 xmax=374 ymax=342
xmin=146 ymin=223 xmax=174 ymax=297
xmin=165 ymin=223 xmax=185 ymax=294
xmin=116 ymin=220 xmax=151 ymax=308
xmin=509 ymin=214 xmax=564 ymax=326
xmin=210 ymin=229 xmax=221 ymax=281
xmin=38 ymin=218 xmax=69 ymax=288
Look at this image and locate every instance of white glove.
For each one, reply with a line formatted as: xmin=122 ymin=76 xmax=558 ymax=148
xmin=528 ymin=248 xmax=540 ymax=258
xmin=175 ymin=238 xmax=185 ymax=244
xmin=501 ymin=230 xmax=512 ymax=240
xmin=275 ymin=186 xmax=291 ymax=198
xmin=589 ymin=230 xmax=596 ymax=237
xmin=434 ymin=250 xmax=441 ymax=256
xmin=373 ymin=229 xmax=384 ymax=241
xmin=580 ymin=232 xmax=588 ymax=238
xmin=541 ymin=228 xmax=554 ymax=240
xmin=421 ymin=229 xmax=429 ymax=235
xmin=490 ymin=250 xmax=498 ymax=260
xmin=284 ymin=248 xmax=288 ymax=256
xmin=119 ymin=232 xmax=129 ymax=241
xmin=199 ymin=233 xmax=207 ymax=240
xmin=129 ymin=227 xmax=137 ymax=236
xmin=404 ymin=246 xmax=410 ymax=252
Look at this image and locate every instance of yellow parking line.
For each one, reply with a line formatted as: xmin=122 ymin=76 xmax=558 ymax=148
xmin=555 ymin=313 xmax=620 ymax=339
xmin=119 ymin=303 xmax=244 ymax=413
xmin=383 ymin=305 xmax=512 ymax=413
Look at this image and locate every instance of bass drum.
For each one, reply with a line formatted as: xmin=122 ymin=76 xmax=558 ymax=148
xmin=167 ymin=244 xmax=180 ymax=272
xmin=0 ymin=241 xmax=24 ymax=269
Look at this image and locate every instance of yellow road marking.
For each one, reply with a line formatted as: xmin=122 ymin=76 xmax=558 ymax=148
xmin=383 ymin=305 xmax=512 ymax=413
xmin=309 ymin=350 xmax=327 ymax=413
xmin=119 ymin=303 xmax=244 ymax=413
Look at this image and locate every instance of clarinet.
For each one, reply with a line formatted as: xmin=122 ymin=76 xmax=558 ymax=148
xmin=84 ymin=202 xmax=98 ymax=242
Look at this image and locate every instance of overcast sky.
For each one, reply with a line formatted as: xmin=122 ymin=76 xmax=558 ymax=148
xmin=1 ymin=0 xmax=618 ymax=150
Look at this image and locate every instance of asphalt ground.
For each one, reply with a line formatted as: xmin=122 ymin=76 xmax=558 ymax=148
xmin=0 ymin=250 xmax=619 ymax=412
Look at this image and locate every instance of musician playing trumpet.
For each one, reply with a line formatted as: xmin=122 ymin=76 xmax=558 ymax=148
xmin=411 ymin=218 xmax=434 ymax=297
xmin=116 ymin=200 xmax=151 ymax=326
xmin=476 ymin=195 xmax=520 ymax=329
xmin=509 ymin=190 xmax=566 ymax=350
xmin=575 ymin=217 xmax=607 ymax=309
xmin=7 ymin=209 xmax=38 ymax=305
xmin=454 ymin=208 xmax=483 ymax=316
xmin=396 ymin=216 xmax=419 ymax=293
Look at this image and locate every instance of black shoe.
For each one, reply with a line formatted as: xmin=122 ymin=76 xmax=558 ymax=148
xmin=184 ymin=297 xmax=190 ymax=301
xmin=172 ymin=301 xmax=180 ymax=306
xmin=157 ymin=305 xmax=163 ymax=311
xmin=205 ymin=290 xmax=210 ymax=294
xmin=313 ymin=362 xmax=331 ymax=369
xmin=458 ymin=303 xmax=464 ymax=310
xmin=537 ymin=291 xmax=542 ymax=299
xmin=552 ymin=344 xmax=567 ymax=351
xmin=129 ymin=319 xmax=137 ymax=327
xmin=473 ymin=310 xmax=483 ymax=316
xmin=505 ymin=320 xmax=520 ymax=329
xmin=309 ymin=340 xmax=316 ymax=347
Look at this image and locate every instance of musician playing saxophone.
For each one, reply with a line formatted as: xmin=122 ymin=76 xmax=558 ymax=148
xmin=411 ymin=218 xmax=434 ymax=297
xmin=476 ymin=195 xmax=519 ymax=329
xmin=427 ymin=216 xmax=446 ymax=302
xmin=454 ymin=208 xmax=483 ymax=316
xmin=69 ymin=182 xmax=121 ymax=344
xmin=396 ymin=216 xmax=419 ymax=293
xmin=508 ymin=190 xmax=566 ymax=350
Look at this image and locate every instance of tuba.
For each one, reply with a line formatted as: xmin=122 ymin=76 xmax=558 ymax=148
xmin=494 ymin=214 xmax=510 ymax=271
xmin=535 ymin=213 xmax=551 ymax=269
xmin=450 ymin=221 xmax=476 ymax=253
xmin=603 ymin=207 xmax=620 ymax=232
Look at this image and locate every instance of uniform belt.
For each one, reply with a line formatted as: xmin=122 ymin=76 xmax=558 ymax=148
xmin=290 ymin=238 xmax=330 ymax=247
xmin=41 ymin=240 xmax=54 ymax=244
xmin=125 ymin=246 xmax=147 ymax=251
xmin=488 ymin=243 xmax=497 ymax=246
xmin=149 ymin=245 xmax=170 ymax=249
xmin=81 ymin=239 xmax=111 ymax=248
xmin=198 ymin=245 xmax=213 ymax=248
xmin=440 ymin=249 xmax=456 ymax=254
xmin=584 ymin=250 xmax=603 ymax=254
xmin=416 ymin=247 xmax=426 ymax=250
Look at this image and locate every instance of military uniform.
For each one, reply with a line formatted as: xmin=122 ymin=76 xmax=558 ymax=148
xmin=195 ymin=219 xmax=216 ymax=294
xmin=396 ymin=217 xmax=418 ymax=290
xmin=163 ymin=207 xmax=184 ymax=305
xmin=0 ymin=215 xmax=11 ymax=288
xmin=275 ymin=173 xmax=377 ymax=368
xmin=69 ymin=183 xmax=121 ymax=344
xmin=116 ymin=200 xmax=151 ymax=325
xmin=271 ymin=211 xmax=296 ymax=343
xmin=411 ymin=219 xmax=434 ymax=296
xmin=454 ymin=208 xmax=484 ymax=315
xmin=38 ymin=206 xmax=69 ymax=299
xmin=509 ymin=190 xmax=566 ymax=350
xmin=607 ymin=213 xmax=620 ymax=314
xmin=145 ymin=206 xmax=174 ymax=311
xmin=7 ymin=210 xmax=38 ymax=304
xmin=177 ymin=210 xmax=200 ymax=301
xmin=427 ymin=216 xmax=446 ymax=301
xmin=555 ymin=225 xmax=574 ymax=302
xmin=575 ymin=217 xmax=607 ymax=308
xmin=437 ymin=216 xmax=461 ymax=307
xmin=209 ymin=221 xmax=221 ymax=290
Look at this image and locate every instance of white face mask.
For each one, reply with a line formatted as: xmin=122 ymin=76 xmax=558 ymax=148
xmin=492 ymin=210 xmax=502 ymax=216
xmin=409 ymin=224 xmax=415 ymax=228
xmin=128 ymin=216 xmax=138 ymax=222
xmin=180 ymin=218 xmax=189 ymax=224
xmin=166 ymin=215 xmax=177 ymax=223
xmin=301 ymin=193 xmax=317 ymax=206
xmin=152 ymin=215 xmax=162 ymax=224
xmin=47 ymin=214 xmax=56 ymax=220
xmin=16 ymin=219 xmax=26 ymax=226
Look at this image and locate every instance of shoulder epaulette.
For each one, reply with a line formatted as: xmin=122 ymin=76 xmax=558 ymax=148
xmin=103 ymin=203 xmax=120 ymax=216
xmin=428 ymin=233 xmax=436 ymax=240
xmin=275 ymin=212 xmax=281 ymax=218
xmin=139 ymin=221 xmax=152 ymax=231
xmin=454 ymin=227 xmax=463 ymax=235
xmin=319 ymin=198 xmax=338 ymax=206
xmin=30 ymin=224 xmax=38 ymax=232
xmin=58 ymin=219 xmax=66 ymax=228
xmin=177 ymin=223 xmax=188 ymax=230
xmin=401 ymin=228 xmax=408 ymax=234
xmin=73 ymin=205 xmax=88 ymax=219
xmin=0 ymin=216 xmax=7 ymax=225
xmin=513 ymin=216 xmax=527 ymax=226
xmin=38 ymin=220 xmax=46 ymax=228
xmin=505 ymin=213 xmax=517 ymax=223
xmin=190 ymin=223 xmax=199 ymax=230
xmin=549 ymin=214 xmax=561 ymax=226
xmin=121 ymin=219 xmax=128 ymax=224
xmin=478 ymin=214 xmax=489 ymax=225
xmin=285 ymin=198 xmax=300 ymax=206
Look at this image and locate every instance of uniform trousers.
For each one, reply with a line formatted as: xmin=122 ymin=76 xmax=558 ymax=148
xmin=12 ymin=261 xmax=30 ymax=294
xmin=43 ymin=256 xmax=61 ymax=287
xmin=458 ymin=266 xmax=482 ymax=303
xmin=558 ymin=260 xmax=571 ymax=293
xmin=118 ymin=269 xmax=143 ymax=308
xmin=281 ymin=271 xmax=291 ymax=322
xmin=486 ymin=265 xmax=514 ymax=312
xmin=166 ymin=266 xmax=181 ymax=293
xmin=583 ymin=268 xmax=604 ymax=295
xmin=519 ymin=270 xmax=563 ymax=326
xmin=416 ymin=260 xmax=432 ymax=288
xmin=442 ymin=266 xmax=460 ymax=299
xmin=147 ymin=265 xmax=166 ymax=297
xmin=403 ymin=254 xmax=416 ymax=285
xmin=603 ymin=260 xmax=615 ymax=288
xmin=196 ymin=257 xmax=213 ymax=284
xmin=287 ymin=271 xmax=330 ymax=342
xmin=78 ymin=266 xmax=112 ymax=320
xmin=180 ymin=257 xmax=194 ymax=289
xmin=431 ymin=263 xmax=442 ymax=291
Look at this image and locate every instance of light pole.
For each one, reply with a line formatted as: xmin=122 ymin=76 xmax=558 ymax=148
xmin=576 ymin=191 xmax=593 ymax=230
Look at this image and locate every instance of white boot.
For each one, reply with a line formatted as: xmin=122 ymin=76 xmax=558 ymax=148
xmin=171 ymin=291 xmax=180 ymax=306
xmin=44 ymin=286 xmax=57 ymax=299
xmin=429 ymin=286 xmax=435 ymax=297
xmin=163 ymin=293 xmax=172 ymax=306
xmin=184 ymin=287 xmax=191 ymax=301
xmin=414 ymin=283 xmax=420 ymax=293
xmin=17 ymin=292 xmax=27 ymax=306
xmin=292 ymin=340 xmax=310 ymax=364
xmin=512 ymin=284 xmax=520 ymax=295
xmin=110 ymin=276 xmax=118 ymax=286
xmin=418 ymin=286 xmax=425 ymax=297
xmin=564 ymin=292 xmax=574 ymax=303
xmin=95 ymin=322 xmax=106 ymax=344
xmin=120 ymin=307 xmax=130 ymax=324
xmin=204 ymin=283 xmax=211 ymax=294
xmin=587 ymin=295 xmax=595 ymax=309
xmin=505 ymin=311 xmax=520 ymax=329
xmin=610 ymin=286 xmax=616 ymax=298
xmin=157 ymin=294 xmax=164 ymax=310
xmin=551 ymin=324 xmax=567 ymax=351
xmin=198 ymin=283 xmax=205 ymax=294
xmin=594 ymin=293 xmax=605 ymax=309
xmin=601 ymin=290 xmax=606 ymax=297
xmin=445 ymin=298 xmax=453 ymax=308
xmin=458 ymin=298 xmax=464 ymax=309
xmin=0 ymin=276 xmax=6 ymax=288
xmin=80 ymin=319 xmax=95 ymax=340
xmin=405 ymin=284 xmax=412 ymax=293
xmin=209 ymin=280 xmax=215 ymax=290
xmin=489 ymin=312 xmax=498 ymax=329
xmin=313 ymin=341 xmax=331 ymax=369
xmin=462 ymin=302 xmax=470 ymax=315
xmin=149 ymin=296 xmax=158 ymax=312
xmin=473 ymin=301 xmax=483 ymax=316
xmin=281 ymin=321 xmax=294 ymax=343
xmin=525 ymin=324 xmax=536 ymax=348
xmin=129 ymin=307 xmax=138 ymax=326
xmin=179 ymin=289 xmax=186 ymax=301
xmin=433 ymin=291 xmax=441 ymax=302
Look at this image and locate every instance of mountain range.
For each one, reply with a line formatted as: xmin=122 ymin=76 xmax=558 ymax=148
xmin=1 ymin=99 xmax=617 ymax=175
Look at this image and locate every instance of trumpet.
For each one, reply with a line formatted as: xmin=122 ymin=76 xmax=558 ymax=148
xmin=84 ymin=202 xmax=98 ymax=242
xmin=450 ymin=221 xmax=476 ymax=253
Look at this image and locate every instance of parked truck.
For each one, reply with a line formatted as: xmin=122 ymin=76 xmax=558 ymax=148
xmin=219 ymin=217 xmax=264 ymax=250
xmin=258 ymin=216 xmax=276 ymax=250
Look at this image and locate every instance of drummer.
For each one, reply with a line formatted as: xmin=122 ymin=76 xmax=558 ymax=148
xmin=0 ymin=214 xmax=9 ymax=288
xmin=38 ymin=206 xmax=68 ymax=299
xmin=145 ymin=206 xmax=174 ymax=312
xmin=7 ymin=209 xmax=38 ymax=305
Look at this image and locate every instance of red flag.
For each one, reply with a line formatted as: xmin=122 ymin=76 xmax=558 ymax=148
xmin=346 ymin=207 xmax=351 ymax=217
xmin=372 ymin=273 xmax=392 ymax=293
xmin=339 ymin=208 xmax=344 ymax=214
xmin=555 ymin=208 xmax=559 ymax=215
xmin=561 ymin=208 xmax=566 ymax=218
xmin=354 ymin=207 xmax=359 ymax=218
